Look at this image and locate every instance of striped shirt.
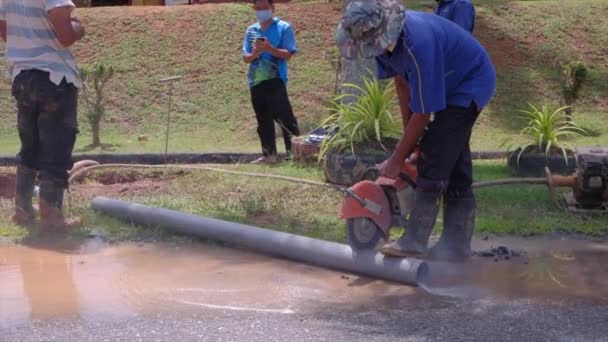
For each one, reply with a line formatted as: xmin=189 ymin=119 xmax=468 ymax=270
xmin=0 ymin=0 xmax=81 ymax=87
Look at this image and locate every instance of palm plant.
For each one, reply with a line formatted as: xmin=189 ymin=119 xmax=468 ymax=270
xmin=318 ymin=77 xmax=401 ymax=160
xmin=513 ymin=103 xmax=589 ymax=164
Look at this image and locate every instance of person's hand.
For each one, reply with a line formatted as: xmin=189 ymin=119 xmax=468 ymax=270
xmin=251 ymin=46 xmax=262 ymax=58
xmin=378 ymin=157 xmax=402 ymax=179
xmin=254 ymin=38 xmax=272 ymax=52
xmin=405 ymin=151 xmax=418 ymax=164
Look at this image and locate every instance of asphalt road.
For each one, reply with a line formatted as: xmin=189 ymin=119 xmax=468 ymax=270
xmin=3 ymin=238 xmax=608 ymax=342
xmin=4 ymin=292 xmax=608 ymax=342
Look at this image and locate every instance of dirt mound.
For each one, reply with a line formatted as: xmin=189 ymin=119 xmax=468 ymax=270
xmin=0 ymin=174 xmax=15 ymax=199
xmin=97 ymin=171 xmax=147 ymax=185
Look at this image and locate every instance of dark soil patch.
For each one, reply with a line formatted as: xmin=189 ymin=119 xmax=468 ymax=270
xmin=71 ymin=169 xmax=189 ymax=200
xmin=72 ymin=181 xmax=167 ymax=201
xmin=476 ymin=20 xmax=530 ymax=71
xmin=0 ymin=174 xmax=15 ymax=199
xmin=97 ymin=171 xmax=146 ymax=185
xmin=78 ymin=169 xmax=187 ymax=186
xmin=338 ymin=138 xmax=399 ymax=156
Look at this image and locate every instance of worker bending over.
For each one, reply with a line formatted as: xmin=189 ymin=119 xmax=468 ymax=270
xmin=336 ymin=0 xmax=496 ymax=261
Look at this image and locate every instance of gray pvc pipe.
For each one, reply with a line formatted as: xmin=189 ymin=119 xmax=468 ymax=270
xmin=92 ymin=197 xmax=429 ymax=287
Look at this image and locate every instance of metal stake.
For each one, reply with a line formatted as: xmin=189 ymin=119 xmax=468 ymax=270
xmin=159 ymin=75 xmax=182 ymax=166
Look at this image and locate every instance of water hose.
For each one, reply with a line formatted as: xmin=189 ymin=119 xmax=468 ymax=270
xmin=69 ymin=162 xmax=551 ymax=190
xmin=69 ymin=162 xmax=343 ymax=189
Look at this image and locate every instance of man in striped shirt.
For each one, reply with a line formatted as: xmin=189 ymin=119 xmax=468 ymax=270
xmin=0 ymin=0 xmax=85 ymax=232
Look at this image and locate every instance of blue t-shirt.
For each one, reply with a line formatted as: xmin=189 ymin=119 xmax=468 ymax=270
xmin=375 ymin=11 xmax=496 ymax=114
xmin=242 ymin=18 xmax=297 ymax=88
xmin=434 ymin=0 xmax=476 ymax=33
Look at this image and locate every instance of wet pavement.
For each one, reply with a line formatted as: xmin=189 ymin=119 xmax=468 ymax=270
xmin=2 ymin=237 xmax=608 ymax=341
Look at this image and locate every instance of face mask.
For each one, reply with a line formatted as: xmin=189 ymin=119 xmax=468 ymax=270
xmin=256 ymin=10 xmax=273 ymax=23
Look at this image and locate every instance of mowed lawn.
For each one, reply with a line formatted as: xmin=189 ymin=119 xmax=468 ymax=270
xmin=0 ymin=0 xmax=607 ymax=155
xmin=1 ymin=161 xmax=607 ymax=243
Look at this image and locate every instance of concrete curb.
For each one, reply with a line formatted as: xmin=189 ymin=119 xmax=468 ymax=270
xmin=0 ymin=151 xmax=508 ymax=167
xmin=0 ymin=153 xmax=268 ymax=167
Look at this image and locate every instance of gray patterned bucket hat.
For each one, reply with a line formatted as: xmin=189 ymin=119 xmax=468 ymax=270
xmin=336 ymin=0 xmax=406 ymax=60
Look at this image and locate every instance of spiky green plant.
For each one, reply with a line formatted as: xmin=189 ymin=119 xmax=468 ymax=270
xmin=318 ymin=78 xmax=401 ymax=160
xmin=513 ymin=103 xmax=589 ymax=164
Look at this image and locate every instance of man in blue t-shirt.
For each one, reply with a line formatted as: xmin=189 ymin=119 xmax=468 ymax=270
xmin=337 ymin=0 xmax=496 ymax=261
xmin=434 ymin=0 xmax=476 ymax=33
xmin=242 ymin=0 xmax=300 ymax=164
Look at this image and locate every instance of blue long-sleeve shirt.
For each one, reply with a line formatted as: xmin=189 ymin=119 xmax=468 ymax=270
xmin=375 ymin=12 xmax=496 ymax=114
xmin=434 ymin=0 xmax=476 ymax=33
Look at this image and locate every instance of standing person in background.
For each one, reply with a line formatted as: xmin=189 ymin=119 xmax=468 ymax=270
xmin=243 ymin=0 xmax=300 ymax=164
xmin=0 ymin=0 xmax=85 ymax=232
xmin=435 ymin=0 xmax=476 ymax=33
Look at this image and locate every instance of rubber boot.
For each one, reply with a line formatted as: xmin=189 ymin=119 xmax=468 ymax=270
xmin=380 ymin=188 xmax=441 ymax=258
xmin=12 ymin=165 xmax=37 ymax=225
xmin=39 ymin=179 xmax=82 ymax=233
xmin=428 ymin=194 xmax=476 ymax=262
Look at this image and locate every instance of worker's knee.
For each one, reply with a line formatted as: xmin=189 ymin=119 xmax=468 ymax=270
xmin=417 ymin=176 xmax=447 ymax=194
xmin=444 ymin=186 xmax=474 ymax=200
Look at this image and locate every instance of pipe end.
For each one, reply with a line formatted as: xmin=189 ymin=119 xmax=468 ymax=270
xmin=416 ymin=261 xmax=430 ymax=285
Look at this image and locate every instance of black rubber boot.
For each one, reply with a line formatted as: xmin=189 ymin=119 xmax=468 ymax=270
xmin=381 ymin=188 xmax=441 ymax=258
xmin=12 ymin=165 xmax=37 ymax=225
xmin=428 ymin=194 xmax=476 ymax=262
xmin=39 ymin=179 xmax=81 ymax=233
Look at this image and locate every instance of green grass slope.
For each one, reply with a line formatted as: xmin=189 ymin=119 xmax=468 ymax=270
xmin=0 ymin=0 xmax=605 ymax=154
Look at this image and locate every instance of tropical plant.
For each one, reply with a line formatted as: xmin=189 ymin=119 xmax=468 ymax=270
xmin=512 ymin=103 xmax=589 ymax=164
xmin=318 ymin=77 xmax=401 ymax=160
xmin=81 ymin=62 xmax=114 ymax=148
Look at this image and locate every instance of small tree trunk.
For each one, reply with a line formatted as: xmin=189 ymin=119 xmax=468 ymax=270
xmin=561 ymin=97 xmax=573 ymax=122
xmin=564 ymin=106 xmax=573 ymax=122
xmin=92 ymin=121 xmax=101 ymax=147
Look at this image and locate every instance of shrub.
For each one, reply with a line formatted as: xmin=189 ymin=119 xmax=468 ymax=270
xmin=512 ymin=103 xmax=588 ymax=164
xmin=81 ymin=62 xmax=114 ymax=148
xmin=319 ymin=77 xmax=401 ymax=160
xmin=562 ymin=61 xmax=588 ymax=121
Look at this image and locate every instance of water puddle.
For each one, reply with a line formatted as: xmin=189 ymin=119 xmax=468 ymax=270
xmin=422 ymin=237 xmax=608 ymax=301
xmin=0 ymin=239 xmax=414 ymax=328
xmin=2 ymin=236 xmax=607 ymax=328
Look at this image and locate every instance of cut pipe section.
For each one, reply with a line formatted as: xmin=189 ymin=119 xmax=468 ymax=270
xmin=92 ymin=197 xmax=429 ymax=287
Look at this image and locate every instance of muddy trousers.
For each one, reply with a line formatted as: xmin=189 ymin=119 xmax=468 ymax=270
xmin=250 ymin=78 xmax=300 ymax=156
xmin=12 ymin=70 xmax=79 ymax=214
xmin=409 ymin=103 xmax=480 ymax=257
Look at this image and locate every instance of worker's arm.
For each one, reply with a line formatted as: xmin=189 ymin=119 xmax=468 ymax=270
xmin=395 ymin=76 xmax=412 ymax=132
xmin=452 ymin=2 xmax=476 ymax=33
xmin=242 ymin=28 xmax=261 ymax=64
xmin=48 ymin=6 xmax=85 ymax=48
xmin=0 ymin=21 xmax=6 ymax=42
xmin=243 ymin=49 xmax=262 ymax=64
xmin=378 ymin=113 xmax=431 ymax=178
xmin=379 ymin=36 xmax=446 ymax=178
xmin=255 ymin=24 xmax=297 ymax=61
xmin=263 ymin=45 xmax=294 ymax=61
